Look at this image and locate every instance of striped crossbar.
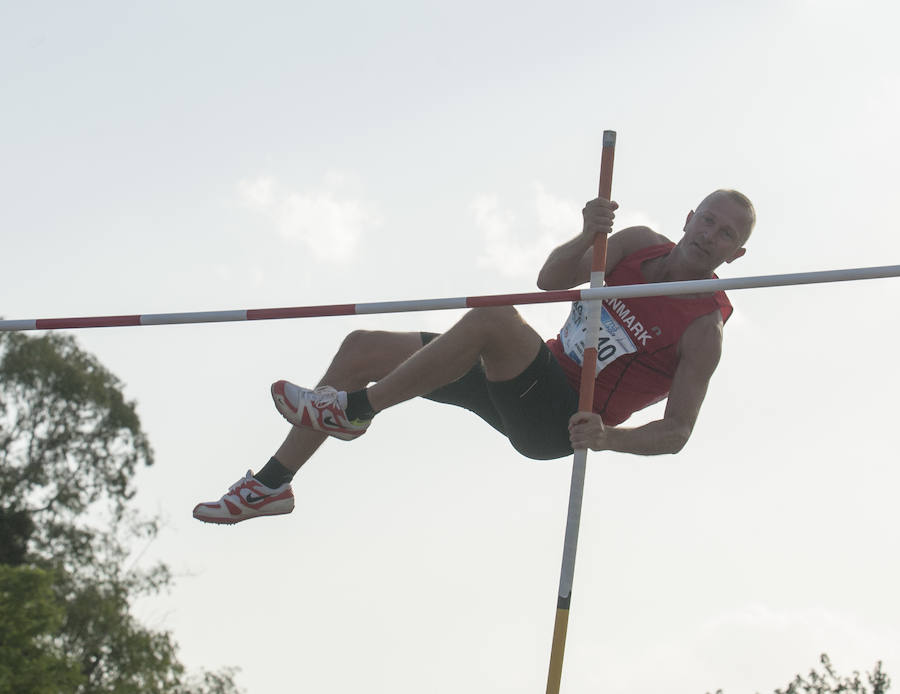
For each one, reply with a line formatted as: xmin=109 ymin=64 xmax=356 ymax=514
xmin=1 ymin=265 xmax=899 ymax=332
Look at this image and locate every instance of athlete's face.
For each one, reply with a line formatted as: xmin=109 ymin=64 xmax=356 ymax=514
xmin=681 ymin=193 xmax=750 ymax=271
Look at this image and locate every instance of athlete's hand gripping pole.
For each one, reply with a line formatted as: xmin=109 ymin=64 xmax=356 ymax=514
xmin=546 ymin=130 xmax=616 ymax=694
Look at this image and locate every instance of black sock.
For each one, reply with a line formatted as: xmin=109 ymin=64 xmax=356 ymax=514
xmin=254 ymin=457 xmax=295 ymax=488
xmin=345 ymin=388 xmax=377 ymax=421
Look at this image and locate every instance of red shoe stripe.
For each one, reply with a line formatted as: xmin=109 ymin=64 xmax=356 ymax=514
xmin=274 ymin=383 xmax=298 ymax=414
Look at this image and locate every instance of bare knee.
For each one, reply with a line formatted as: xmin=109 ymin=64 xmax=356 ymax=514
xmin=336 ymin=330 xmax=377 ymax=360
xmin=461 ymin=306 xmax=527 ymax=342
xmin=334 ymin=330 xmax=388 ymax=374
xmin=464 ymin=305 xmax=523 ymax=329
xmin=463 ymin=306 xmax=542 ymax=380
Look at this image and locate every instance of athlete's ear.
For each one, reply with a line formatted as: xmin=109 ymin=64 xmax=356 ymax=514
xmin=683 ymin=210 xmax=694 ymax=231
xmin=726 ymin=247 xmax=747 ymax=263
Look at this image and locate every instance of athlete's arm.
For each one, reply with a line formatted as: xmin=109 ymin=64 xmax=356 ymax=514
xmin=537 ymin=199 xmax=666 ymax=289
xmin=537 ymin=198 xmax=616 ymax=289
xmin=568 ymin=312 xmax=724 ymax=455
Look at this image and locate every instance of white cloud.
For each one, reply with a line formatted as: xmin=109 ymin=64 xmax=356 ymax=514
xmin=473 ymin=183 xmax=578 ymax=279
xmin=474 ymin=183 xmax=664 ymax=279
xmin=533 ymin=181 xmax=580 ymax=235
xmin=238 ymin=173 xmax=381 ymax=263
xmin=472 ymin=194 xmax=526 ymax=277
xmin=238 ymin=176 xmax=276 ymax=208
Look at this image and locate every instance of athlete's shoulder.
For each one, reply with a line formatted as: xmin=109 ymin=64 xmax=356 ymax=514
xmin=607 ymin=226 xmax=672 ymax=272
xmin=617 ymin=225 xmax=671 ymax=247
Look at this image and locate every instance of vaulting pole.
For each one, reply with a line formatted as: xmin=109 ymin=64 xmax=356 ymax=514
xmin=546 ymin=129 xmax=616 ymax=694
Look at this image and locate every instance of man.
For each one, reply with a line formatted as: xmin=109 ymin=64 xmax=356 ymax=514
xmin=193 ymin=189 xmax=754 ymax=524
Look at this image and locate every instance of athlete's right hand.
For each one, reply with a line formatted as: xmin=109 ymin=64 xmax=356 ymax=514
xmin=582 ymin=198 xmax=618 ymax=239
xmin=568 ymin=411 xmax=609 ymax=451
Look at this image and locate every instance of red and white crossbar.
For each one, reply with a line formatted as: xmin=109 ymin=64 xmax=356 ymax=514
xmin=2 ymin=264 xmax=899 ymax=332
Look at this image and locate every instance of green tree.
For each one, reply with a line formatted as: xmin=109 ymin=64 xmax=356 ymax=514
xmin=0 ymin=564 xmax=84 ymax=693
xmin=774 ymin=654 xmax=890 ymax=694
xmin=708 ymin=653 xmax=891 ymax=694
xmin=0 ymin=331 xmax=241 ymax=694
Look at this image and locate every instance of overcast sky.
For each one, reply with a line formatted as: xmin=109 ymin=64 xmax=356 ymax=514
xmin=3 ymin=1 xmax=900 ymax=692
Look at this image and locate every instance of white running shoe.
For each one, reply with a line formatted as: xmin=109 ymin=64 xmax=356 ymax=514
xmin=270 ymin=381 xmax=370 ymax=441
xmin=193 ymin=470 xmax=294 ymax=524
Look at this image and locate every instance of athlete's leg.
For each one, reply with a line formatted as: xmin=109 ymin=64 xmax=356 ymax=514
xmin=273 ymin=307 xmax=542 ymax=455
xmin=274 ymin=330 xmax=422 ymax=471
xmin=366 ymin=306 xmax=544 ymax=412
xmin=194 ymin=314 xmax=546 ymax=524
xmin=193 ymin=330 xmax=425 ymax=524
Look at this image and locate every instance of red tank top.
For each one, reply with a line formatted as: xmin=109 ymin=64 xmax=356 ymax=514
xmin=546 ymin=242 xmax=732 ymax=426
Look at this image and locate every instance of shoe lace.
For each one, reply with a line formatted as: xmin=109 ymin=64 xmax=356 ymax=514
xmin=311 ymin=386 xmax=342 ymax=408
xmin=227 ymin=473 xmax=254 ymax=494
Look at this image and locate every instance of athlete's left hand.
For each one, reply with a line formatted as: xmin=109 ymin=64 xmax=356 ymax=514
xmin=568 ymin=412 xmax=609 ymax=451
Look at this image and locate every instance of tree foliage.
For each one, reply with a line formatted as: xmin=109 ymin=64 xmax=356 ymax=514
xmin=708 ymin=653 xmax=891 ymax=694
xmin=773 ymin=654 xmax=890 ymax=694
xmin=0 ymin=564 xmax=83 ymax=693
xmin=0 ymin=331 xmax=151 ymax=567
xmin=0 ymin=331 xmax=242 ymax=694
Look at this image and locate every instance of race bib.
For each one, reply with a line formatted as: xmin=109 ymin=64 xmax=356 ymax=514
xmin=559 ymin=301 xmax=637 ymax=376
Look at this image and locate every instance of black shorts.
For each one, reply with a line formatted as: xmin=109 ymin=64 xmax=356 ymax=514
xmin=420 ymin=332 xmax=579 ymax=460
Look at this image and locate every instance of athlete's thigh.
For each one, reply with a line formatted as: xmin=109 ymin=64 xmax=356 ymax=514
xmin=477 ymin=307 xmax=545 ymax=382
xmin=419 ymin=332 xmax=507 ymax=434
xmin=487 ymin=343 xmax=579 ymax=460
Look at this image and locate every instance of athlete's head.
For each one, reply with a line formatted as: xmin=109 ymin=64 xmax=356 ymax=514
xmin=681 ymin=189 xmax=754 ymax=269
xmin=699 ymin=189 xmax=755 ymax=241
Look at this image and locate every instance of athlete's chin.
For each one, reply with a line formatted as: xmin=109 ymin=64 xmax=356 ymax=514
xmin=688 ymin=244 xmax=713 ymax=262
xmin=682 ymin=257 xmax=717 ymax=277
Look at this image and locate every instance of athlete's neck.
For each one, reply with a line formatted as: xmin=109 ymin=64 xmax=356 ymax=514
xmin=644 ymin=247 xmax=715 ymax=284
